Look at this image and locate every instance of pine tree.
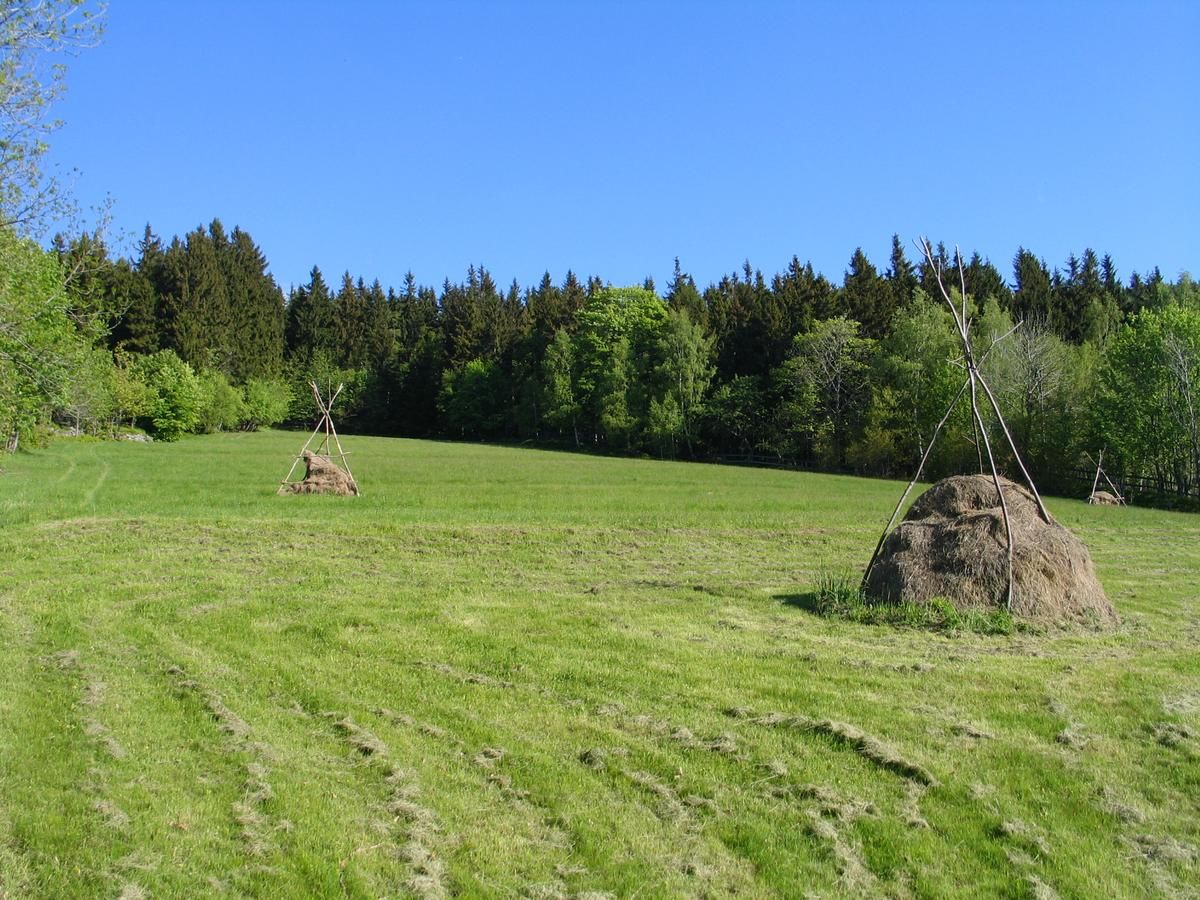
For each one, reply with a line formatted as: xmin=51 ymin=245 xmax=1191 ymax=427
xmin=884 ymin=234 xmax=918 ymax=310
xmin=1012 ymin=248 xmax=1054 ymax=326
xmin=842 ymin=248 xmax=892 ymax=339
xmin=226 ymin=227 xmax=284 ymax=380
xmin=183 ymin=222 xmax=232 ymax=369
xmin=666 ymin=258 xmax=705 ymax=328
xmin=284 ymin=266 xmax=335 ymax=363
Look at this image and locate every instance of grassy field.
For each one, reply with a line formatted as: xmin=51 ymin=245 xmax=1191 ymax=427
xmin=0 ymin=432 xmax=1197 ymax=899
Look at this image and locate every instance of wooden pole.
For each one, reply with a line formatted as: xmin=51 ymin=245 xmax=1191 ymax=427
xmin=1089 ymin=449 xmax=1104 ymax=503
xmin=909 ymin=237 xmax=1030 ymax=609
xmin=969 ymin=368 xmax=1015 ymax=611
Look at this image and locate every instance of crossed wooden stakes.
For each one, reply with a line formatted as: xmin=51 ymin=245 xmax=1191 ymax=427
xmin=861 ymin=238 xmax=1053 ymax=611
xmin=277 ymin=381 xmax=359 ymax=496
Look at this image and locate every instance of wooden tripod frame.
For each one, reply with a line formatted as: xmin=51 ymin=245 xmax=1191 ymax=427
xmin=1086 ymin=449 xmax=1125 ymax=504
xmin=861 ymin=239 xmax=1052 ymax=610
xmin=277 ymin=381 xmax=359 ymax=496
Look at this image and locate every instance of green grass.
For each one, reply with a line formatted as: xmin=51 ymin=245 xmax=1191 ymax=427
xmin=809 ymin=570 xmax=1019 ymax=634
xmin=0 ymin=431 xmax=1197 ymax=898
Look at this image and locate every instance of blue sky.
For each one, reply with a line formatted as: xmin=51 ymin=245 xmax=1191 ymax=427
xmin=49 ymin=1 xmax=1198 ymax=294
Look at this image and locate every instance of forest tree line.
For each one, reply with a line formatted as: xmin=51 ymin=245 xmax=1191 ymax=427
xmin=9 ymin=219 xmax=1197 ymax=505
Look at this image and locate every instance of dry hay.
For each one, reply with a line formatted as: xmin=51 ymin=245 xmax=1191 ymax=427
xmin=865 ymin=474 xmax=1117 ymax=625
xmin=284 ymin=450 xmax=358 ymax=496
xmin=1089 ymin=490 xmax=1122 ymax=505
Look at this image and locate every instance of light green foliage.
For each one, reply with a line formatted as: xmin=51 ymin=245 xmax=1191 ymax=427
xmin=0 ymin=227 xmax=85 ymax=449
xmin=239 ymin=377 xmax=291 ymax=431
xmin=0 ymin=0 xmax=104 ymax=230
xmin=857 ymin=292 xmax=963 ymax=474
xmin=575 ymin=286 xmax=668 ymax=442
xmin=57 ymin=345 xmax=118 ymax=433
xmin=542 ymin=328 xmax=580 ymax=444
xmin=0 ymin=434 xmax=1196 ymax=897
xmin=778 ymin=317 xmax=875 ymax=466
xmin=107 ymin=353 xmax=153 ymax=432
xmin=653 ymin=309 xmax=715 ymax=454
xmin=1097 ymin=303 xmax=1200 ymax=494
xmin=195 ymin=370 xmax=245 ymax=433
xmin=647 ymin=391 xmax=682 ymax=456
xmin=132 ymin=349 xmax=202 ymax=441
xmin=597 ymin=335 xmax=635 ymax=447
xmin=286 ymin=350 xmax=367 ymax=424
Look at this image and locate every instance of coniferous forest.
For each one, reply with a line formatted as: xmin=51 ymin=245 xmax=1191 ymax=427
xmin=2 ymin=3 xmax=1196 ymax=508
xmin=23 ymin=220 xmax=1200 ymax=506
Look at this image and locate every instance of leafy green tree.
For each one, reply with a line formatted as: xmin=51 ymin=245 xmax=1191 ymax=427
xmin=859 ymin=292 xmax=962 ymax=474
xmin=542 ymin=328 xmax=581 ymax=445
xmin=240 ymin=378 xmax=292 ymax=431
xmin=0 ymin=0 xmax=103 ymax=231
xmin=597 ymin=336 xmax=635 ymax=448
xmin=647 ymin=392 xmax=683 ymax=457
xmin=778 ymin=317 xmax=875 ymax=467
xmin=439 ymin=358 xmax=506 ymax=437
xmin=133 ymin=349 xmax=203 ymax=441
xmin=0 ymin=226 xmax=92 ymax=449
xmin=108 ymin=350 xmax=152 ymax=432
xmin=1095 ymin=304 xmax=1200 ymax=497
xmin=195 ymin=369 xmax=245 ymax=433
xmin=653 ymin=308 xmax=714 ymax=455
xmin=574 ymin=285 xmax=668 ymax=441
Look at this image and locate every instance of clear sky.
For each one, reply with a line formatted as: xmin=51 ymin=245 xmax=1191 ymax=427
xmin=48 ymin=0 xmax=1198 ymax=294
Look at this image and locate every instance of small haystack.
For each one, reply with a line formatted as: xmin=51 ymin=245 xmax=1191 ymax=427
xmin=1086 ymin=450 xmax=1125 ymax=505
xmin=277 ymin=381 xmax=360 ymax=497
xmin=284 ymin=450 xmax=358 ymax=496
xmin=864 ymin=474 xmax=1116 ymax=624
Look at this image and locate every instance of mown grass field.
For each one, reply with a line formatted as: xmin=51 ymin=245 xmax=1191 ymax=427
xmin=1 ymin=432 xmax=1197 ymax=899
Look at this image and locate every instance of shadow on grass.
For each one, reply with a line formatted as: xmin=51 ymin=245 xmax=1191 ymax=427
xmin=776 ymin=591 xmax=822 ymax=614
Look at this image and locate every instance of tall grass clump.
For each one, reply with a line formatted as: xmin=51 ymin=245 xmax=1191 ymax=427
xmin=813 ymin=569 xmax=1016 ymax=635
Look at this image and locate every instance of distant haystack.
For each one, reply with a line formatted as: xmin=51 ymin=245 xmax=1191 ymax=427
xmin=284 ymin=450 xmax=358 ymax=496
xmin=1086 ymin=450 xmax=1125 ymax=506
xmin=864 ymin=475 xmax=1116 ymax=625
xmin=278 ymin=382 xmax=359 ymax=497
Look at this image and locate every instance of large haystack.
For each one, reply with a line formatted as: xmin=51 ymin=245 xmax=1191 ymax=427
xmin=864 ymin=474 xmax=1116 ymax=624
xmin=284 ymin=450 xmax=359 ymax=496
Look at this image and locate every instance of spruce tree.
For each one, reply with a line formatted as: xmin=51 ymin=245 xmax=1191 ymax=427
xmin=884 ymin=234 xmax=918 ymax=310
xmin=842 ymin=248 xmax=892 ymax=339
xmin=284 ymin=266 xmax=335 ymax=363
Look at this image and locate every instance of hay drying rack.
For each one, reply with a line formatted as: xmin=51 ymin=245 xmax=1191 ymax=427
xmin=861 ymin=238 xmax=1054 ymax=610
xmin=278 ymin=381 xmax=359 ymax=496
xmin=1086 ymin=448 xmax=1125 ymax=504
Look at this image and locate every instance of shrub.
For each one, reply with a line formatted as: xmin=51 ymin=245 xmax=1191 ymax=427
xmin=196 ymin=370 xmax=245 ymax=433
xmin=133 ymin=350 xmax=202 ymax=441
xmin=240 ymin=378 xmax=292 ymax=430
